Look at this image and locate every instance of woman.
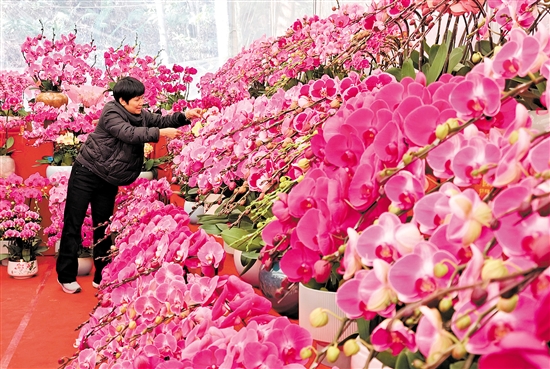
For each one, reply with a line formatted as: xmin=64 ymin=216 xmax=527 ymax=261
xmin=56 ymin=76 xmax=201 ymax=294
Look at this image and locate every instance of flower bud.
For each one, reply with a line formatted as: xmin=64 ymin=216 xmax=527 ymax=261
xmin=116 ymin=324 xmax=124 ymax=332
xmin=326 ymin=345 xmax=341 ymax=363
xmin=492 ymin=45 xmax=502 ymax=56
xmin=309 ymin=307 xmax=329 ymax=327
xmin=508 ymin=130 xmax=519 ymax=144
xmin=481 ymin=259 xmax=508 ymax=280
xmin=435 ymin=123 xmax=450 ymax=140
xmin=296 ymin=158 xmax=311 ymax=171
xmin=471 ymin=52 xmax=483 ymax=64
xmin=300 ymin=347 xmax=313 ymax=359
xmin=154 ymin=316 xmax=164 ymax=325
xmin=452 ymin=343 xmax=467 ymax=360
xmin=439 ymin=297 xmax=453 ymax=313
xmin=402 ymin=152 xmax=413 ymax=165
xmin=454 ymin=314 xmax=471 ymax=330
xmin=128 ymin=320 xmax=137 ymax=330
xmin=330 ymin=99 xmax=341 ymax=108
xmin=433 ymin=262 xmax=449 ymax=278
xmin=343 ymin=339 xmax=360 ymax=356
xmin=497 ymin=294 xmax=519 ymax=313
xmin=470 ymin=286 xmax=488 ymax=306
xmin=313 ymin=260 xmax=331 ymax=283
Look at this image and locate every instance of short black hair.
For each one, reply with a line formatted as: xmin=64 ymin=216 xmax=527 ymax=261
xmin=112 ymin=77 xmax=145 ymax=104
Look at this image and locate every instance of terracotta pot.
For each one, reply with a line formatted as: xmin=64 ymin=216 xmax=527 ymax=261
xmin=35 ymin=91 xmax=68 ymax=109
xmin=7 ymin=260 xmax=38 ymax=279
xmin=0 ymin=155 xmax=15 ymax=178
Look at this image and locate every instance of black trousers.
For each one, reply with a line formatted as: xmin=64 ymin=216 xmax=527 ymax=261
xmin=56 ymin=161 xmax=118 ymax=283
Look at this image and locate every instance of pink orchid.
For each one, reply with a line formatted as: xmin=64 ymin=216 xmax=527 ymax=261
xmin=478 ymin=331 xmax=550 ymax=369
xmin=450 ymin=73 xmax=501 ymax=120
xmin=371 ymin=319 xmax=417 ymax=356
xmin=416 ymin=307 xmax=454 ymax=365
xmin=446 ymin=189 xmax=493 ymax=246
xmin=279 ymin=238 xmax=319 ymax=284
xmin=388 ymin=242 xmax=457 ymax=303
xmin=493 ymin=28 xmax=541 ymax=78
xmin=384 ymin=170 xmax=425 ymax=212
xmin=356 ymin=212 xmax=423 ymax=265
xmin=341 ymin=228 xmax=363 ymax=280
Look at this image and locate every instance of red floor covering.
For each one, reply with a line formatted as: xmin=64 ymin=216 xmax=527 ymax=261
xmin=1 ymin=254 xmax=328 ymax=369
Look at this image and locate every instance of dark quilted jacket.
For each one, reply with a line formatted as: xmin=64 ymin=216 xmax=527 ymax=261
xmin=76 ymin=100 xmax=189 ymax=186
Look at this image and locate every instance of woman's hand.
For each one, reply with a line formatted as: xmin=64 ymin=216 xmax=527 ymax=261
xmin=185 ymin=108 xmax=203 ymax=120
xmin=159 ymin=128 xmax=182 ymax=139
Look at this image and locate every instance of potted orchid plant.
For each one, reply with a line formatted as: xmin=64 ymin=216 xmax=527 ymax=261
xmin=0 ymin=173 xmax=50 ymax=277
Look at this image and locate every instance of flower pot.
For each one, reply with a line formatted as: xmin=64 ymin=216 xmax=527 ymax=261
xmin=7 ymin=260 xmax=38 ymax=279
xmin=259 ymin=262 xmax=299 ymax=318
xmin=77 ymin=256 xmax=93 ymax=276
xmin=46 ymin=165 xmax=73 ymax=179
xmin=350 ymin=338 xmax=385 ymax=369
xmin=35 ymin=91 xmax=68 ymax=109
xmin=299 ymin=283 xmax=357 ymax=368
xmin=0 ymin=240 xmax=10 ymax=266
xmin=183 ymin=200 xmax=204 ymax=224
xmin=233 ymin=249 xmax=261 ymax=287
xmin=0 ymin=155 xmax=15 ymax=178
xmin=138 ymin=171 xmax=154 ymax=180
xmin=529 ymin=110 xmax=549 ymax=132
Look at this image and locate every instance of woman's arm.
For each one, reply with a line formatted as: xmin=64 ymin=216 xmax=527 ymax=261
xmin=144 ymin=108 xmax=202 ymax=129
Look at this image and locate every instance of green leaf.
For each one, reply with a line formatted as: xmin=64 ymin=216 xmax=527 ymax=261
xmin=5 ymin=136 xmax=14 ymax=149
xmin=356 ymin=318 xmax=370 ymax=340
xmin=221 ymin=228 xmax=263 ymax=252
xmin=377 ymin=350 xmax=399 ymax=368
xmin=385 ymin=67 xmax=402 ymax=81
xmin=401 ymin=58 xmax=416 ymax=80
xmin=427 ymin=43 xmax=449 ymax=84
xmin=395 ymin=349 xmax=424 ymax=369
xmin=447 ymin=46 xmax=465 ymax=74
xmin=410 ymin=50 xmax=420 ymax=69
xmin=143 ymin=158 xmax=154 ymax=171
xmin=428 ymin=44 xmax=440 ymax=64
xmin=477 ymin=40 xmax=493 ymax=56
xmin=199 ymin=223 xmax=224 ymax=235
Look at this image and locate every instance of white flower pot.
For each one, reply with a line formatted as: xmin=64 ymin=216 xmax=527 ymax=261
xmin=233 ymin=249 xmax=261 ymax=287
xmin=0 ymin=156 xmax=15 ymax=178
xmin=184 ymin=200 xmax=204 ymax=224
xmin=7 ymin=260 xmax=38 ymax=279
xmin=529 ymin=110 xmax=549 ymax=132
xmin=138 ymin=171 xmax=154 ymax=180
xmin=299 ymin=283 xmax=358 ymax=367
xmin=46 ymin=165 xmax=73 ymax=179
xmin=77 ymin=256 xmax=93 ymax=276
xmin=0 ymin=240 xmax=10 ymax=266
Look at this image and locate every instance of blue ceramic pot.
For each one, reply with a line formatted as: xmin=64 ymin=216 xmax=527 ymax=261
xmin=258 ymin=262 xmax=299 ymax=319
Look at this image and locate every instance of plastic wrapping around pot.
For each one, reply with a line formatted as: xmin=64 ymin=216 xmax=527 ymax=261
xmin=138 ymin=171 xmax=154 ymax=180
xmin=259 ymin=262 xmax=299 ymax=319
